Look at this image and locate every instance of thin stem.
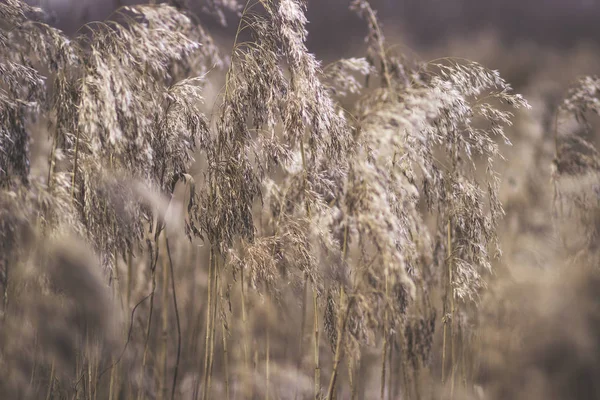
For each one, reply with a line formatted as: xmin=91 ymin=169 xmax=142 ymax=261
xmin=388 ymin=336 xmax=394 ymax=400
xmin=326 ymin=220 xmax=351 ymax=399
xmin=380 ymin=274 xmax=389 ymax=400
xmin=240 ymin=266 xmax=252 ymax=398
xmin=348 ymin=358 xmax=357 ymax=400
xmin=221 ymin=297 xmax=230 ymax=400
xmin=460 ymin=323 xmax=467 ymax=392
xmin=108 ymin=246 xmax=119 ymax=400
xmin=313 ymin=289 xmax=320 ymax=400
xmin=88 ymin=332 xmax=93 ymax=400
xmin=139 ymin=238 xmax=160 ymax=400
xmin=364 ymin=4 xmax=391 ymax=88
xmin=70 ymin=128 xmax=81 ymax=201
xmin=30 ymin=333 xmax=38 ymax=389
xmin=127 ymin=250 xmax=133 ymax=311
xmin=241 ymin=268 xmax=249 ymax=366
xmin=294 ymin=275 xmax=308 ymax=400
xmin=165 ymin=237 xmax=181 ymax=400
xmin=45 ymin=360 xmax=55 ymax=400
xmin=447 ymin=218 xmax=456 ymax=400
xmin=159 ymin=241 xmax=170 ymax=400
xmin=299 ymin=137 xmax=320 ymax=400
xmin=97 ymin=293 xmax=152 ymax=385
xmin=47 ymin=136 xmax=57 ymax=188
xmin=207 ymin=255 xmax=219 ymax=398
xmin=108 ymin=358 xmax=116 ymax=400
xmin=2 ymin=263 xmax=8 ymax=322
xmin=326 ymin=290 xmax=354 ymax=400
xmin=266 ymin=317 xmax=271 ymax=400
xmin=201 ymin=248 xmax=214 ymax=400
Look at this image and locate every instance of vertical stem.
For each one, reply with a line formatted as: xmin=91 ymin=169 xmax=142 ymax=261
xmin=447 ymin=218 xmax=456 ymax=400
xmin=109 ymin=357 xmax=117 ymax=400
xmin=88 ymin=334 xmax=93 ymax=400
xmin=348 ymin=358 xmax=357 ymax=400
xmin=326 ymin=220 xmax=350 ymax=399
xmin=118 ymin=367 xmax=125 ymax=399
xmin=70 ymin=129 xmax=81 ymax=201
xmin=2 ymin=263 xmax=8 ymax=321
xmin=47 ymin=136 xmax=57 ymax=188
xmin=45 ymin=360 xmax=55 ymax=400
xmin=241 ymin=268 xmax=249 ymax=365
xmin=112 ymin=256 xmax=125 ymax=400
xmin=159 ymin=245 xmax=170 ymax=400
xmin=165 ymin=236 xmax=181 ymax=400
xmin=294 ymin=275 xmax=308 ymax=400
xmin=30 ymin=332 xmax=38 ymax=389
xmin=300 ymin=138 xmax=320 ymax=400
xmin=108 ymin=244 xmax=119 ymax=400
xmin=201 ymin=248 xmax=214 ymax=400
xmin=240 ymin=268 xmax=250 ymax=367
xmin=388 ymin=337 xmax=394 ymax=400
xmin=380 ymin=274 xmax=389 ymax=400
xmin=313 ymin=288 xmax=320 ymax=400
xmin=442 ymin=313 xmax=448 ymax=385
xmin=139 ymin=239 xmax=160 ymax=400
xmin=126 ymin=377 xmax=132 ymax=400
xmin=127 ymin=250 xmax=133 ymax=309
xmin=112 ymin=239 xmax=124 ymax=309
xmin=93 ymin=354 xmax=99 ymax=400
xmin=460 ymin=323 xmax=467 ymax=392
xmin=400 ymin=346 xmax=411 ymax=400
xmin=266 ymin=319 xmax=271 ymax=400
xmin=326 ymin=290 xmax=354 ymax=400
xmin=450 ymin=316 xmax=457 ymax=400
xmin=221 ymin=309 xmax=230 ymax=400
xmin=75 ymin=348 xmax=81 ymax=400
xmin=240 ymin=266 xmax=251 ymax=397
xmin=207 ymin=256 xmax=219 ymax=398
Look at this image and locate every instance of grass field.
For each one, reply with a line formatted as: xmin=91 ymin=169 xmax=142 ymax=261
xmin=1 ymin=1 xmax=599 ymax=399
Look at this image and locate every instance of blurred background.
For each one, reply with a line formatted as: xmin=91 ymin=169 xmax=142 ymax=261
xmin=33 ymin=0 xmax=600 ymax=93
xmin=36 ymin=0 xmax=600 ymax=48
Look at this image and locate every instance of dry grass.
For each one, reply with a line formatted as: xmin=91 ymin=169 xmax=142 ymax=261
xmin=1 ymin=1 xmax=599 ymax=399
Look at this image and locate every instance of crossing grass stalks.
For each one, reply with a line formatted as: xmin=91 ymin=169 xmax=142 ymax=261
xmin=1 ymin=0 xmax=599 ymax=399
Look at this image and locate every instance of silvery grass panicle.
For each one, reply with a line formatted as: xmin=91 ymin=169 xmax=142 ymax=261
xmin=0 ymin=0 xmax=68 ymax=187
xmin=418 ymin=61 xmax=530 ymax=301
xmin=0 ymin=61 xmax=44 ymax=186
xmin=207 ymin=0 xmax=352 ymax=259
xmin=47 ymin=4 xmax=216 ymax=268
xmin=324 ymin=57 xmax=373 ymax=98
xmin=72 ymin=5 xmax=206 ymax=180
xmin=406 ymin=61 xmax=529 ymax=394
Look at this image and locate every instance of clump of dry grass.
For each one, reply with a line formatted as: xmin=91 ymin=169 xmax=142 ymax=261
xmin=3 ymin=0 xmax=600 ymax=399
xmin=552 ymin=76 xmax=600 ymax=266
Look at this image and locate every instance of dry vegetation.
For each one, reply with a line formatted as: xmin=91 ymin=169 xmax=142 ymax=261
xmin=1 ymin=0 xmax=600 ymax=399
